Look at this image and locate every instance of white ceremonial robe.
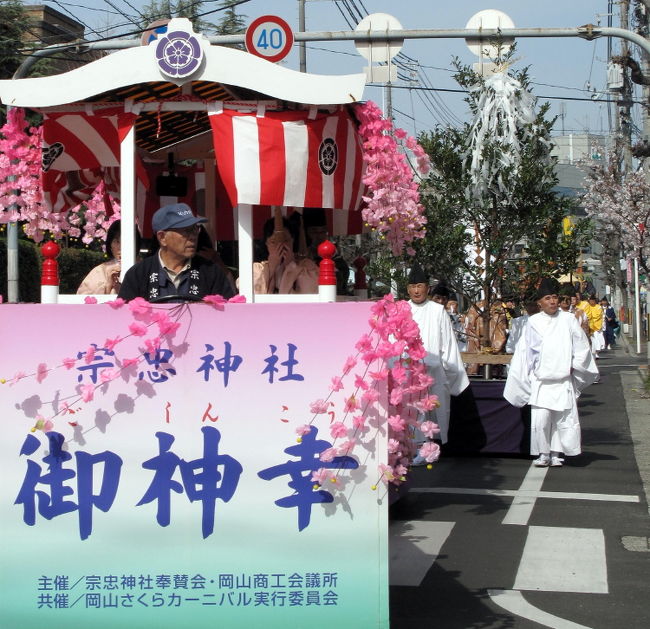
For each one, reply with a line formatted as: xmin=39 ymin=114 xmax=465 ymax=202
xmin=504 ymin=310 xmax=599 ymax=456
xmin=505 ymin=314 xmax=529 ymax=354
xmin=410 ymin=300 xmax=470 ymax=443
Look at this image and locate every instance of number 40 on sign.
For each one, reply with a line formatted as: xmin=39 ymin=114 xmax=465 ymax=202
xmin=245 ymin=15 xmax=294 ymax=63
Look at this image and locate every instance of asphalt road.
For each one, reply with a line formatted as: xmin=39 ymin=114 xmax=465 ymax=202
xmin=389 ymin=345 xmax=650 ymax=629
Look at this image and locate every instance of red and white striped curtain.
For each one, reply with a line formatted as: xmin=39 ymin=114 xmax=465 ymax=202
xmin=208 ymin=107 xmax=365 ymax=212
xmin=41 ymin=108 xmax=137 ymax=213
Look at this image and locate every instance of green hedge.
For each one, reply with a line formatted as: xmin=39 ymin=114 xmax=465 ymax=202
xmin=0 ymin=237 xmax=41 ymax=303
xmin=0 ymin=238 xmax=106 ymax=301
xmin=57 ymin=247 xmax=106 ymax=294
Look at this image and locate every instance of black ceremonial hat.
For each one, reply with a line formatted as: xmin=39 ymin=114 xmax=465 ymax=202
xmin=407 ymin=264 xmax=428 ymax=284
xmin=431 ymin=280 xmax=451 ymax=298
xmin=535 ymin=277 xmax=560 ymax=299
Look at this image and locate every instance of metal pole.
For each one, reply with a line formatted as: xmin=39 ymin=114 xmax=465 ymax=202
xmin=635 ymin=256 xmax=642 ymax=354
xmin=6 ymin=103 xmax=19 ymax=303
xmin=11 ymin=26 xmax=650 ymax=64
xmin=298 ymin=0 xmax=306 ymax=73
xmin=6 ymin=222 xmax=18 ymax=302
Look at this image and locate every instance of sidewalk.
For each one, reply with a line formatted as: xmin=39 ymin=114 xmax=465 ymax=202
xmin=619 ymin=332 xmax=650 ymax=519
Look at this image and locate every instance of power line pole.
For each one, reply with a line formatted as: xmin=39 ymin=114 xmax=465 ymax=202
xmin=637 ymin=1 xmax=650 ymax=153
xmin=619 ymin=0 xmax=634 ymax=173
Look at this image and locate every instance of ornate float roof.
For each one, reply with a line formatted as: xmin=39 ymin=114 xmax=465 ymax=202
xmin=0 ymin=18 xmax=366 ymax=154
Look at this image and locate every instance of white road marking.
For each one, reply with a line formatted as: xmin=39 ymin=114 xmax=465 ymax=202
xmin=502 ymin=464 xmax=548 ymax=525
xmin=389 ymin=520 xmax=454 ymax=586
xmin=489 ymin=589 xmax=594 ymax=628
xmin=411 ymin=487 xmax=639 ymax=503
xmin=514 ymin=526 xmax=608 ymax=593
xmin=409 ymin=458 xmax=639 ymax=527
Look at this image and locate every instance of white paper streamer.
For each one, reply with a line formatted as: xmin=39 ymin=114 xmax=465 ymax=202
xmin=466 ymin=72 xmax=549 ymax=204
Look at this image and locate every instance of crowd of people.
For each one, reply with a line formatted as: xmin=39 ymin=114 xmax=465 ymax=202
xmin=76 ymin=204 xmax=339 ymax=300
xmin=430 ymin=284 xmax=619 ymax=366
xmin=405 ymin=270 xmax=608 ymax=469
xmin=77 ymin=203 xmax=610 ymax=469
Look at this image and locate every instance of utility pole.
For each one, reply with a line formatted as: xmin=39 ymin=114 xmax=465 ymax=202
xmin=619 ymin=0 xmax=634 ymax=174
xmin=636 ymin=1 xmax=650 ymax=156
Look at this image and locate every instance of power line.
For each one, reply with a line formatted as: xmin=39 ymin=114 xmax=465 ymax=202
xmin=102 ymin=0 xmax=140 ymax=29
xmin=14 ymin=0 xmax=252 ymax=54
xmin=116 ymin=0 xmax=147 ymax=20
xmin=45 ymin=0 xmax=105 ymax=39
xmin=387 ymin=83 xmax=643 ymax=105
xmin=45 ymin=1 xmax=124 ymax=16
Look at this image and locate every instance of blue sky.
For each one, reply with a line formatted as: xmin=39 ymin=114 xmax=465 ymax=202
xmin=34 ymin=0 xmax=636 ymax=138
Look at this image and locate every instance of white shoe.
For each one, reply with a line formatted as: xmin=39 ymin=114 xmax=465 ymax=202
xmin=550 ymin=456 xmax=564 ymax=467
xmin=533 ymin=455 xmax=550 ymax=467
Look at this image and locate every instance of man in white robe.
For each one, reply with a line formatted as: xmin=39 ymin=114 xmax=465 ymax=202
xmin=504 ymin=278 xmax=599 ymax=467
xmin=407 ymin=267 xmax=469 ymax=444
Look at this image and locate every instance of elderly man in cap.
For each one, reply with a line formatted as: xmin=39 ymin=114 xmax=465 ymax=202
xmin=407 ymin=265 xmax=469 ymax=447
xmin=504 ymin=277 xmax=599 ymax=467
xmin=118 ymin=203 xmax=235 ymax=302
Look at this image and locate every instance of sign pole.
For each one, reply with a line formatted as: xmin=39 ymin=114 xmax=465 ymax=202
xmin=635 ymin=255 xmax=642 ymax=354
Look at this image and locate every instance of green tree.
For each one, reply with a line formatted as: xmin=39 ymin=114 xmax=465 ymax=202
xmin=0 ymin=0 xmax=33 ymax=80
xmin=412 ymin=59 xmax=590 ymax=346
xmin=140 ymin=0 xmax=208 ymax=32
xmin=214 ymin=0 xmax=247 ymax=36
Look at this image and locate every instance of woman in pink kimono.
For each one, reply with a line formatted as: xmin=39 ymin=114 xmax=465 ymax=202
xmin=77 ymin=221 xmax=123 ymax=295
xmin=253 ymin=217 xmax=318 ymax=295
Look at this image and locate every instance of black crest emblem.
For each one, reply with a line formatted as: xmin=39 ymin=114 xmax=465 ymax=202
xmin=42 ymin=142 xmax=64 ymax=171
xmin=318 ymin=138 xmax=338 ymax=175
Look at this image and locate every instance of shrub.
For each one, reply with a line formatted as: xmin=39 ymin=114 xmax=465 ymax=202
xmin=0 ymin=238 xmax=106 ymax=301
xmin=57 ymin=247 xmax=106 ymax=294
xmin=0 ymin=237 xmax=41 ymax=302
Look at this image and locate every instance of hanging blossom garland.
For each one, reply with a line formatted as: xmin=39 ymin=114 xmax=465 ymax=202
xmin=0 ymin=108 xmax=44 ymax=234
xmin=0 ymin=108 xmax=120 ymax=243
xmin=0 ymin=295 xmax=244 ymax=433
xmin=355 ymin=101 xmax=431 ymax=256
xmin=296 ymin=295 xmax=440 ymax=491
xmin=466 ymin=71 xmax=551 ymax=204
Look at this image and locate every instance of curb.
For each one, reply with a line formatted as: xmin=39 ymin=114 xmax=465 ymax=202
xmin=620 ymin=370 xmax=650 ymax=520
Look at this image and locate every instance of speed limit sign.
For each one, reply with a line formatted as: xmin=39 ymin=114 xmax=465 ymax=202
xmin=245 ymin=15 xmax=294 ymax=63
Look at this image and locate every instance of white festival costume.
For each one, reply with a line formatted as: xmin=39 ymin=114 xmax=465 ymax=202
xmin=409 ymin=300 xmax=470 ymax=443
xmin=504 ymin=310 xmax=599 ymax=455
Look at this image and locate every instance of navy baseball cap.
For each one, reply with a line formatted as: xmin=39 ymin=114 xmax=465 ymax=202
xmin=152 ymin=203 xmax=207 ymax=233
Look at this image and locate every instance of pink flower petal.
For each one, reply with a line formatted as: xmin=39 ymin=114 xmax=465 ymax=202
xmin=107 ymin=297 xmax=125 ymax=309
xmin=319 ymin=447 xmax=337 ymax=463
xmin=128 ymin=297 xmax=152 ymax=317
xmin=330 ymin=422 xmax=348 ymax=439
xmin=36 ymin=363 xmax=48 ymax=383
xmin=203 ymin=294 xmax=227 ymax=309
xmin=84 ymin=346 xmax=96 ymax=364
xmin=80 ymin=383 xmax=95 ymax=402
xmin=309 ymin=399 xmax=329 ymax=414
xmin=129 ymin=322 xmax=148 ymax=337
xmin=104 ymin=337 xmax=121 ymax=352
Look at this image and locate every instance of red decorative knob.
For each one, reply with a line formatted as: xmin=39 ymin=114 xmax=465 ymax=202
xmin=317 ymin=240 xmax=336 ymax=286
xmin=40 ymin=241 xmax=60 ymax=287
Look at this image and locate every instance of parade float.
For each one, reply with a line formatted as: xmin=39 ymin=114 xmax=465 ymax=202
xmin=0 ymin=17 xmax=434 ymax=629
